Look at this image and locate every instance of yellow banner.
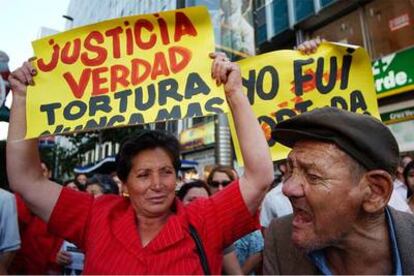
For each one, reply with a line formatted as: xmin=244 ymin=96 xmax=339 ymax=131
xmin=26 ymin=6 xmax=227 ymax=138
xmin=230 ymin=42 xmax=380 ymax=164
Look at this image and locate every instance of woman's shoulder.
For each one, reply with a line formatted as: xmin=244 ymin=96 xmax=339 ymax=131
xmin=92 ymin=194 xmax=130 ymax=213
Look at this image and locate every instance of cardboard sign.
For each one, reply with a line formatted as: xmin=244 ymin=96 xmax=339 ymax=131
xmin=230 ymin=42 xmax=380 ymax=163
xmin=26 ymin=6 xmax=227 ymax=138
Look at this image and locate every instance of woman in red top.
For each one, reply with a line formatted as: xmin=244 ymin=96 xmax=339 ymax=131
xmin=7 ymin=53 xmax=274 ymax=274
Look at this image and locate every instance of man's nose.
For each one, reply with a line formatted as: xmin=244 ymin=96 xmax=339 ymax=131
xmin=282 ymin=174 xmax=304 ymax=198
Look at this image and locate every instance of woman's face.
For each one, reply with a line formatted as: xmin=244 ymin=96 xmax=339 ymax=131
xmin=86 ymin=183 xmax=104 ymax=198
xmin=125 ymin=147 xmax=177 ymax=218
xmin=77 ymin=174 xmax=87 ymax=186
xmin=407 ymin=168 xmax=414 ymax=192
xmin=209 ymin=171 xmax=232 ymax=195
xmin=182 ymin=187 xmax=209 ymax=205
xmin=66 ymin=182 xmax=79 ymax=191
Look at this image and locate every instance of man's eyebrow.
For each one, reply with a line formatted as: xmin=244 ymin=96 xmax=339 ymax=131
xmin=296 ymin=159 xmax=319 ymax=171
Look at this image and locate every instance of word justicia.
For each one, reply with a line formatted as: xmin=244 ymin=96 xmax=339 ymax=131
xmin=35 ymin=11 xmax=198 ymax=98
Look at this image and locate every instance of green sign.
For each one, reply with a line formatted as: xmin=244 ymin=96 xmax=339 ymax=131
xmin=373 ymin=46 xmax=414 ymax=98
xmin=381 ymin=106 xmax=414 ymax=124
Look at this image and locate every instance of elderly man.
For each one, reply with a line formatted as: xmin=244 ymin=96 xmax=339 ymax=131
xmin=263 ymin=107 xmax=414 ymax=275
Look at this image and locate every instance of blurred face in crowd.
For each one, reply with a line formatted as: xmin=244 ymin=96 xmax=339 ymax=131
xmin=182 ymin=187 xmax=209 ymax=205
xmin=66 ymin=182 xmax=79 ymax=191
xmin=41 ymin=162 xmax=51 ymax=179
xmin=77 ymin=174 xmax=88 ymax=186
xmin=209 ymin=171 xmax=232 ymax=195
xmin=282 ymin=140 xmax=366 ymax=252
xmin=112 ymin=175 xmax=123 ymax=195
xmin=86 ymin=183 xmax=104 ymax=198
xmin=406 ymin=168 xmax=414 ymax=192
xmin=184 ymin=169 xmax=198 ymax=181
xmin=124 ymin=147 xmax=177 ymax=218
xmin=402 ymin=156 xmax=413 ymax=169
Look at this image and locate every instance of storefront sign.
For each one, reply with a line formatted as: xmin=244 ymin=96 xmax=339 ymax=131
xmin=389 ymin=13 xmax=410 ymax=32
xmin=373 ymin=46 xmax=414 ymax=98
xmin=179 ymin=121 xmax=215 ymax=151
xmin=388 ymin=120 xmax=414 ymax=152
xmin=381 ymin=106 xmax=414 ymax=124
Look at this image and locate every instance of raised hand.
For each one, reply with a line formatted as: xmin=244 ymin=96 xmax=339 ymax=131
xmin=209 ymin=52 xmax=242 ymax=98
xmin=296 ymin=37 xmax=325 ymax=55
xmin=8 ymin=60 xmax=36 ymax=98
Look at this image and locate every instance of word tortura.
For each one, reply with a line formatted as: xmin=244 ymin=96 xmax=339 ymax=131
xmin=39 ymin=72 xmax=224 ymax=136
xmin=36 ymin=12 xmax=197 ymax=98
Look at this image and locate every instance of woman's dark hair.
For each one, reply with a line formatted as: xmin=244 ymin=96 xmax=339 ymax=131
xmin=206 ymin=165 xmax=235 ymax=186
xmin=116 ymin=130 xmax=181 ymax=182
xmin=87 ymin=174 xmax=119 ymax=195
xmin=403 ymin=160 xmax=414 ymax=197
xmin=63 ymin=179 xmax=83 ymax=190
xmin=177 ymin=180 xmax=211 ymax=200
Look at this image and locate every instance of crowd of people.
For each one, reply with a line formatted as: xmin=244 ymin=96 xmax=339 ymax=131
xmin=1 ymin=38 xmax=414 ymax=275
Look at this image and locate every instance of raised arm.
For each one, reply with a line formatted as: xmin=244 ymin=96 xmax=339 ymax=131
xmin=7 ymin=61 xmax=62 ymax=222
xmin=210 ymin=53 xmax=273 ymax=214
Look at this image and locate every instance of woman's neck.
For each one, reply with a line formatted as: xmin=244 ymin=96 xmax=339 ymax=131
xmin=136 ymin=210 xmax=172 ymax=247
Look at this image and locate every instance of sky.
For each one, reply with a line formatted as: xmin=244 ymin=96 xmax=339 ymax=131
xmin=0 ymin=0 xmax=70 ymax=140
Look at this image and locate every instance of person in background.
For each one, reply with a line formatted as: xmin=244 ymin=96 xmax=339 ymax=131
xmin=202 ymin=164 xmax=215 ymax=182
xmin=111 ymin=174 xmax=123 ymax=196
xmin=207 ymin=166 xmax=235 ymax=194
xmin=85 ymin=174 xmax=119 ymax=198
xmin=183 ymin=167 xmax=199 ymax=183
xmin=63 ymin=179 xmax=80 ymax=192
xmin=74 ymin=173 xmax=87 ymax=191
xmin=7 ymin=52 xmax=273 ymax=274
xmin=403 ymin=160 xmax=414 ymax=212
xmin=208 ymin=165 xmax=264 ymax=275
xmin=176 ymin=180 xmax=211 ymax=205
xmin=56 ymin=181 xmax=85 ymax=275
xmin=41 ymin=160 xmax=52 ymax=179
xmin=207 ymin=165 xmax=243 ymax=274
xmin=0 ymin=188 xmax=20 ymax=274
xmin=388 ymin=156 xmax=412 ymax=213
xmin=9 ymin=161 xmax=64 ymax=275
xmin=395 ymin=155 xmax=413 ymax=199
xmin=234 ymin=229 xmax=263 ymax=275
xmin=260 ymin=161 xmax=293 ymax=230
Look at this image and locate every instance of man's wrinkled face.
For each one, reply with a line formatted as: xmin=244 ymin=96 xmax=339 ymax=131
xmin=282 ymin=141 xmax=365 ymax=252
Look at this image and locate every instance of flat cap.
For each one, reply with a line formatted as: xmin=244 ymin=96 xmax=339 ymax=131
xmin=272 ymin=107 xmax=399 ymax=174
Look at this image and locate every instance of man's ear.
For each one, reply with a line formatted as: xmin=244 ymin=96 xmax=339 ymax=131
xmin=361 ymin=170 xmax=393 ymax=213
